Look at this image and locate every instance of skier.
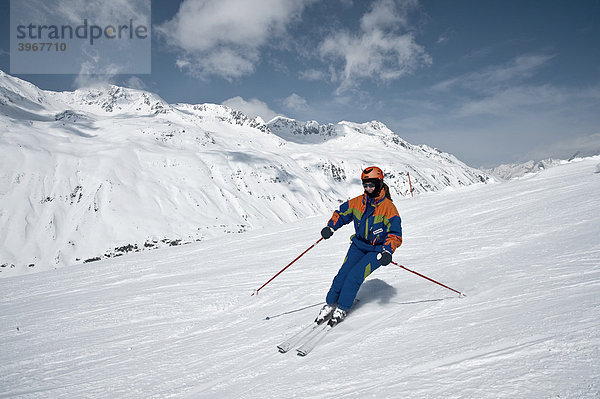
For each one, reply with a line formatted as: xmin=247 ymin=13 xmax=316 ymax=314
xmin=317 ymin=166 xmax=403 ymax=326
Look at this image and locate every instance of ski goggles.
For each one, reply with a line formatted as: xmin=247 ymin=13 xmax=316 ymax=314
xmin=362 ymin=182 xmax=377 ymax=189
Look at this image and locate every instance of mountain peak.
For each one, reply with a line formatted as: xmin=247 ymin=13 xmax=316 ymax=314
xmin=267 ymin=117 xmax=339 ymax=143
xmin=66 ymin=85 xmax=171 ymax=115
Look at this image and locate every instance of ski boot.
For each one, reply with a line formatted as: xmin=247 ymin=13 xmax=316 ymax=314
xmin=328 ymin=308 xmax=347 ymax=327
xmin=315 ymin=304 xmax=336 ymax=325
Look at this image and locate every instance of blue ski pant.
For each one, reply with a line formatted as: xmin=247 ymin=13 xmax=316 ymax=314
xmin=326 ymin=242 xmax=381 ymax=311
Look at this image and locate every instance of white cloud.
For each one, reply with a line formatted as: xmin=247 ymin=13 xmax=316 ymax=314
xmin=15 ymin=0 xmax=150 ymax=26
xmin=299 ymin=69 xmax=328 ymax=81
xmin=484 ymin=54 xmax=553 ymax=85
xmin=436 ymin=35 xmax=449 ymax=45
xmin=456 ymin=85 xmax=563 ymax=117
xmin=436 ymin=29 xmax=454 ymax=45
xmin=158 ymin=0 xmax=314 ymax=80
xmin=59 ymin=0 xmax=150 ymax=25
xmin=425 ymin=53 xmax=562 ymax=118
xmin=433 ymin=54 xmax=554 ymax=93
xmin=222 ymin=96 xmax=282 ymax=122
xmin=283 ymin=93 xmax=309 ymax=112
xmin=73 ymin=61 xmax=119 ymax=88
xmin=528 ymin=132 xmax=600 ymax=160
xmin=360 ymin=0 xmax=417 ymax=31
xmin=318 ymin=0 xmax=431 ymax=93
xmin=124 ymin=76 xmax=149 ymax=91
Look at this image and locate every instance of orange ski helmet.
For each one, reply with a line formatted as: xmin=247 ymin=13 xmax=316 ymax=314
xmin=361 ymin=166 xmax=384 ymax=181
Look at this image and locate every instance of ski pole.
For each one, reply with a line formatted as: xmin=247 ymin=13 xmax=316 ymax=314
xmin=252 ymin=237 xmax=324 ymax=296
xmin=391 ymin=261 xmax=467 ymax=297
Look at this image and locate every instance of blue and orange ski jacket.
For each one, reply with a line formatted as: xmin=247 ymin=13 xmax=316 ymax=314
xmin=327 ymin=190 xmax=402 ymax=254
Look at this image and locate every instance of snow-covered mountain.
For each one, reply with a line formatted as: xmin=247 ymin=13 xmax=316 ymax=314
xmin=0 ymin=70 xmax=491 ymax=277
xmin=484 ymin=159 xmax=563 ymax=180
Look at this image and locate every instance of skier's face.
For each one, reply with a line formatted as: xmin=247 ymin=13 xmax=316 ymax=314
xmin=362 ymin=179 xmax=383 ymax=198
xmin=362 ymin=182 xmax=376 ymax=195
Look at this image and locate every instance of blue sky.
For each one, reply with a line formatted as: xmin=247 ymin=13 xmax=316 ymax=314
xmin=1 ymin=0 xmax=599 ymax=167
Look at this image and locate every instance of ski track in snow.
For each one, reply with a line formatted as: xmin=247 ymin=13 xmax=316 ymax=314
xmin=1 ymin=157 xmax=599 ymax=398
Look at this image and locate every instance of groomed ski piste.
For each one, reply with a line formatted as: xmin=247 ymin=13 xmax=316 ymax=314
xmin=1 ymin=157 xmax=599 ymax=398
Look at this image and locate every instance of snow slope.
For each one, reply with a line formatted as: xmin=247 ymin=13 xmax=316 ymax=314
xmin=0 ymin=70 xmax=491 ymax=277
xmin=484 ymin=158 xmax=562 ymax=180
xmin=1 ymin=157 xmax=598 ymax=398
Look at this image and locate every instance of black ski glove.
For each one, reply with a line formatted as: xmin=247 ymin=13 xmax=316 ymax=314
xmin=377 ymin=250 xmax=392 ymax=266
xmin=321 ymin=226 xmax=334 ymax=239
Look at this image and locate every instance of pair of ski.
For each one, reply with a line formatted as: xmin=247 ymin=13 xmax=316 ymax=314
xmin=277 ymin=316 xmax=336 ymax=356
